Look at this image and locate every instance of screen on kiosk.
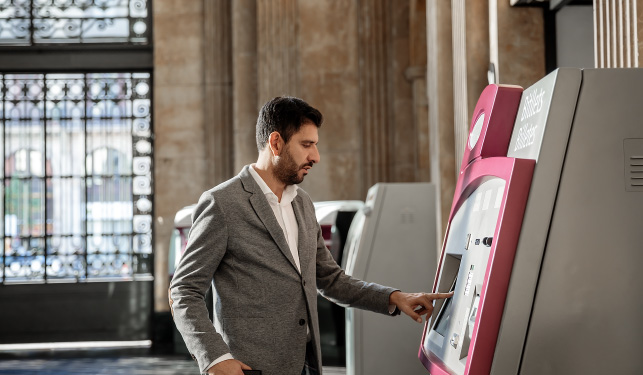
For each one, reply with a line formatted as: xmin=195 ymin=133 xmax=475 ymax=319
xmin=433 ymin=276 xmax=458 ymax=337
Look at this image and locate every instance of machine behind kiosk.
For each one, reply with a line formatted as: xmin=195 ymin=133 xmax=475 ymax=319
xmin=343 ymin=183 xmax=438 ymax=375
xmin=420 ymin=68 xmax=643 ymax=375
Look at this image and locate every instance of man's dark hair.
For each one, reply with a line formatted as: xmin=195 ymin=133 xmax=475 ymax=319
xmin=256 ymin=96 xmax=323 ymax=151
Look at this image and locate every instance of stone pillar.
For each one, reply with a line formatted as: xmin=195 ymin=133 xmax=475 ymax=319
xmin=153 ymin=0 xmax=207 ymax=312
xmin=203 ymin=0 xmax=234 ymax=186
xmin=232 ymin=0 xmax=258 ymax=171
xmin=357 ymin=0 xmax=393 ymax=192
xmin=389 ymin=2 xmax=416 ymax=183
xmin=594 ymin=0 xmax=641 ymax=67
xmin=257 ymin=0 xmax=299 ymax=104
xmin=426 ymin=0 xmax=456 ymax=241
xmin=297 ymin=0 xmax=362 ymax=201
xmin=452 ymin=0 xmax=489 ymax=170
xmin=407 ymin=0 xmax=430 ymax=183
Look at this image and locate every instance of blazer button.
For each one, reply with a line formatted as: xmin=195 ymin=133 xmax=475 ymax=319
xmin=299 ymin=319 xmax=306 ymax=326
xmin=303 ymin=280 xmax=306 ymax=286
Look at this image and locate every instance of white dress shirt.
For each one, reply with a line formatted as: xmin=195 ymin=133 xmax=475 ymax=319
xmin=248 ymin=165 xmax=301 ymax=271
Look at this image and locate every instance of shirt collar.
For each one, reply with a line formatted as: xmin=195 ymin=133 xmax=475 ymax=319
xmin=249 ymin=164 xmax=299 ymax=204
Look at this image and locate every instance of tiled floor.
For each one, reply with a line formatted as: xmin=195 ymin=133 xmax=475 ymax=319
xmin=0 ymin=356 xmax=199 ymax=375
xmin=0 ymin=356 xmax=347 ymax=375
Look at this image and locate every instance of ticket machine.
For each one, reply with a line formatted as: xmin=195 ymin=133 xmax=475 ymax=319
xmin=343 ymin=183 xmax=438 ymax=375
xmin=419 ymin=84 xmax=532 ymax=375
xmin=420 ymin=68 xmax=643 ymax=375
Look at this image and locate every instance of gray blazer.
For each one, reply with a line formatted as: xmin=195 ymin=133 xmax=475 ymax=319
xmin=169 ymin=166 xmax=397 ymax=375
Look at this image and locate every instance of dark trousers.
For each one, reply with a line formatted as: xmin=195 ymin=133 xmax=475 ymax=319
xmin=301 ymin=341 xmax=319 ymax=375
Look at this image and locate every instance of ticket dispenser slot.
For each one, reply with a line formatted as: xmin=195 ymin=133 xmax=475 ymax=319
xmin=461 ymin=290 xmax=480 ymax=360
xmin=419 ymin=84 xmax=535 ymax=375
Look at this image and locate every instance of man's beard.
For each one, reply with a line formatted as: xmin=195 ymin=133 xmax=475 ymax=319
xmin=274 ymin=147 xmax=313 ymax=185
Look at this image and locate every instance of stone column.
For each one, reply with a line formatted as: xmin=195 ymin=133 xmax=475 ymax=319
xmin=297 ymin=0 xmax=362 ymax=201
xmin=203 ymin=0 xmax=234 ymax=186
xmin=389 ymin=2 xmax=416 ymax=183
xmin=594 ymin=0 xmax=641 ymax=67
xmin=153 ymin=0 xmax=207 ymax=312
xmin=357 ymin=0 xmax=393 ymax=192
xmin=232 ymin=0 xmax=258 ymax=171
xmin=451 ymin=0 xmax=489 ymax=170
xmin=407 ymin=0 xmax=430 ymax=183
xmin=257 ymin=0 xmax=299 ymax=104
xmin=426 ymin=0 xmax=456 ymax=241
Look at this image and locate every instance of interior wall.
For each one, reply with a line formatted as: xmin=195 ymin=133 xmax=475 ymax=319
xmin=496 ymin=1 xmax=545 ymax=87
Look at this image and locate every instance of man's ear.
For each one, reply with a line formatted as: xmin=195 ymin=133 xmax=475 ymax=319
xmin=268 ymin=132 xmax=283 ymax=156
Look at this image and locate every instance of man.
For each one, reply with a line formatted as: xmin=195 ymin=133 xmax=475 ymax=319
xmin=169 ymin=96 xmax=452 ymax=375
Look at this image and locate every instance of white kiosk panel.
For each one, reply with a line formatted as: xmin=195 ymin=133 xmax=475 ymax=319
xmin=424 ymin=178 xmax=505 ymax=372
xmin=343 ymin=183 xmax=438 ymax=375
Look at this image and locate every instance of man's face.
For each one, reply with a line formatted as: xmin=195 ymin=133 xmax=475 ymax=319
xmin=274 ymin=122 xmax=320 ymax=185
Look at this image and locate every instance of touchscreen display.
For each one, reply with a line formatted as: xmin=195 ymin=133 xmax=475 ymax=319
xmin=433 ymin=277 xmax=458 ymax=336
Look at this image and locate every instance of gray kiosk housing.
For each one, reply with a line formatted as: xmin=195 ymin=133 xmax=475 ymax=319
xmin=343 ymin=183 xmax=438 ymax=375
xmin=491 ymin=68 xmax=643 ymax=374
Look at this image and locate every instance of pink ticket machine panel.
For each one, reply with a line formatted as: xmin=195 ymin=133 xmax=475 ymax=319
xmin=419 ymin=85 xmax=534 ymax=375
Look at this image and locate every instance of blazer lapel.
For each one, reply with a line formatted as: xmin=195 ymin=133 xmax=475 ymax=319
xmin=240 ymin=166 xmax=300 ymax=274
xmin=292 ymin=195 xmax=310 ymax=276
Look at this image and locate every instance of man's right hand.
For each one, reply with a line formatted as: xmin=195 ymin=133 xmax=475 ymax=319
xmin=207 ymin=359 xmax=252 ymax=375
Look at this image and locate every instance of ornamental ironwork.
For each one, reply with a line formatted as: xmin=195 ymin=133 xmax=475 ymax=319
xmin=0 ymin=72 xmax=153 ymax=283
xmin=0 ymin=0 xmax=149 ymax=45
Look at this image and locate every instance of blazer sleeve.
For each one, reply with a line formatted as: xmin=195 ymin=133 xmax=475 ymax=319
xmin=169 ymin=192 xmax=231 ymax=373
xmin=314 ymin=215 xmax=399 ymax=315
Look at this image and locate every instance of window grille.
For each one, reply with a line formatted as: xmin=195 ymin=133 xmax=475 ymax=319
xmin=0 ymin=0 xmax=152 ymax=284
xmin=0 ymin=0 xmax=149 ymax=45
xmin=0 ymin=72 xmax=153 ymax=283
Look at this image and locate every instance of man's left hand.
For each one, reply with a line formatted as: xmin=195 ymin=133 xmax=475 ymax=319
xmin=389 ymin=290 xmax=454 ymax=323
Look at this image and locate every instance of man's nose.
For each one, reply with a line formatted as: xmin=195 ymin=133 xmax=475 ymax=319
xmin=310 ymin=147 xmax=320 ymax=164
